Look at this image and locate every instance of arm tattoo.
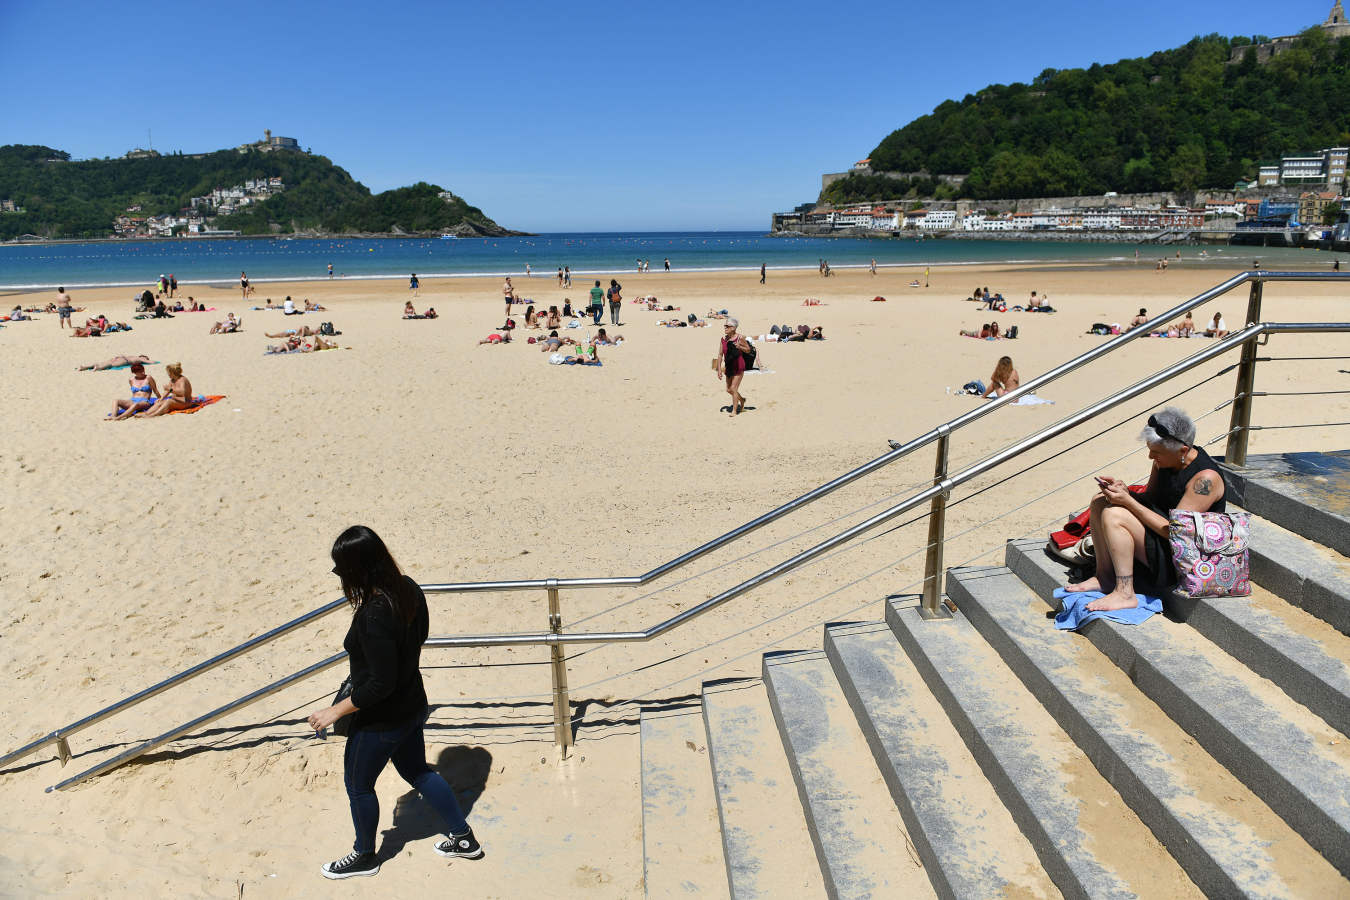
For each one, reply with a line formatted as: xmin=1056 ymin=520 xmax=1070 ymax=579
xmin=1193 ymin=478 xmax=1212 ymax=496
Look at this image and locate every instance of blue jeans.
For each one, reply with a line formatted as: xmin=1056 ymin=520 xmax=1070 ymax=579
xmin=343 ymin=707 xmax=468 ymax=853
xmin=591 ymin=305 xmax=603 ymax=324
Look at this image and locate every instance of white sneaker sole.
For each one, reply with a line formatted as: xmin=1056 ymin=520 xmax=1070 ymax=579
xmin=320 ymin=862 xmax=380 ymax=879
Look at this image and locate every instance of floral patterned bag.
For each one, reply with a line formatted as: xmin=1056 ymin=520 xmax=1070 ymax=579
xmin=1168 ymin=510 xmax=1252 ymax=598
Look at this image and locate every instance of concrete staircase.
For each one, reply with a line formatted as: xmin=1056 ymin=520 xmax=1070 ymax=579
xmin=640 ymin=452 xmax=1350 ymax=898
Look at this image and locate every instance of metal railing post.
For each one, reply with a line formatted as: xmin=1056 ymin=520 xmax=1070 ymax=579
xmin=920 ymin=427 xmax=953 ymax=619
xmin=546 ymin=581 xmax=574 ymax=757
xmin=1225 ymin=276 xmax=1264 ymax=466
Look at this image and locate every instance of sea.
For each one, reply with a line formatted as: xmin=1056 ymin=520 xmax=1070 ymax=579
xmin=0 ymin=231 xmax=1335 ymax=292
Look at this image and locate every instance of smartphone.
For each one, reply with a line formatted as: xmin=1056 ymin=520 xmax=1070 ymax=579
xmin=1094 ymin=476 xmax=1110 ymax=487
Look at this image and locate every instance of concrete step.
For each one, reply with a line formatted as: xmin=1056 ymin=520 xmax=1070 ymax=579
xmin=762 ymin=650 xmax=935 ymax=900
xmin=877 ymin=604 xmax=1201 ymax=900
xmin=1004 ymin=539 xmax=1350 ymax=876
xmin=823 ymin=621 xmax=1064 ymax=900
xmin=700 ymin=679 xmax=827 ymax=900
xmin=949 ymin=564 xmax=1350 ymax=898
xmin=1245 ymin=509 xmax=1350 ymax=636
xmin=1011 ymin=532 xmax=1350 ymax=746
xmin=1223 ymin=451 xmax=1350 ymax=558
xmin=640 ymin=705 xmax=729 ymax=899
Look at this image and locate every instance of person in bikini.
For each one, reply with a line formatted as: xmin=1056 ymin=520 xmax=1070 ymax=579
xmin=77 ymin=354 xmax=153 ymax=371
xmin=982 ymin=356 xmax=1020 ymax=398
xmin=108 ymin=361 xmax=160 ymax=420
xmin=1066 ymin=407 xmax=1226 ymax=611
xmin=138 ymin=363 xmax=196 ymax=417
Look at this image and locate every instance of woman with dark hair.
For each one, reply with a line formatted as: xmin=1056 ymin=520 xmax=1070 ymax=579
xmin=308 ymin=526 xmax=482 ymax=879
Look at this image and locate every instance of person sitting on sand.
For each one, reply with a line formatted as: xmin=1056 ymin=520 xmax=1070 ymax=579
xmin=1204 ymin=311 xmax=1228 ymax=338
xmin=72 ymin=315 xmax=112 ymax=337
xmin=108 ymin=361 xmax=160 ymax=420
xmin=77 ymin=354 xmax=154 ymax=371
xmin=524 ymin=305 xmax=539 ymax=328
xmin=404 ymin=300 xmax=416 ymax=317
xmin=561 ymin=299 xmax=574 ymax=319
xmin=152 ymin=299 xmax=173 ymax=318
xmin=546 ymin=306 xmax=561 ymax=329
xmin=1178 ymin=311 xmax=1195 ymax=337
xmin=1130 ymin=308 xmax=1149 ymax=329
xmin=982 ymin=355 xmax=1021 ymax=398
xmin=266 ymin=324 xmax=324 ymax=338
xmin=138 ymin=363 xmax=196 ymax=417
xmin=186 ymin=298 xmax=200 ymax=312
xmin=210 ymin=313 xmax=240 ymax=334
xmin=1066 ymin=407 xmax=1226 ymax=611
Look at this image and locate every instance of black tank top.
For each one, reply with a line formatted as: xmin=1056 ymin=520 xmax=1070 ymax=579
xmin=1147 ymin=445 xmax=1226 ymax=514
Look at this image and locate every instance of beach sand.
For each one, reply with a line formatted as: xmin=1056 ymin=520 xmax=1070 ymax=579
xmin=2 ymin=261 xmax=1347 ymax=895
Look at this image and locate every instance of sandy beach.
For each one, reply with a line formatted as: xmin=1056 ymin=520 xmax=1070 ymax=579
xmin=2 ymin=261 xmax=1347 ymax=896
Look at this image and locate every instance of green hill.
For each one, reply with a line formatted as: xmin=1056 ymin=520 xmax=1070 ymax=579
xmin=0 ymin=144 xmax=514 ymax=239
xmin=824 ymin=28 xmax=1350 ymax=204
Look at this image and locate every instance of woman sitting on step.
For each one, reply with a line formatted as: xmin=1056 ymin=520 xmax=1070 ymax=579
xmin=1066 ymin=407 xmax=1226 ymax=612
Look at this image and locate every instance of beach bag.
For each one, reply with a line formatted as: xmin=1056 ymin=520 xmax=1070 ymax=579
xmin=331 ymin=677 xmax=354 ymax=737
xmin=743 ymin=341 xmax=758 ymax=368
xmin=1169 ymin=510 xmax=1251 ymax=598
xmin=1006 ymin=325 xmax=1019 ymax=339
xmin=319 ymin=321 xmax=335 ymax=335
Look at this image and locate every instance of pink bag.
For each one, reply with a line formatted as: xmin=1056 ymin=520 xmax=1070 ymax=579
xmin=1168 ymin=510 xmax=1251 ymax=598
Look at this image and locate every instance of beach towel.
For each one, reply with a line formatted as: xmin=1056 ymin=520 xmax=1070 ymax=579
xmin=167 ymin=395 xmax=225 ymax=415
xmin=1010 ymin=394 xmax=1054 ymax=405
xmin=1052 ymin=587 xmax=1163 ymax=631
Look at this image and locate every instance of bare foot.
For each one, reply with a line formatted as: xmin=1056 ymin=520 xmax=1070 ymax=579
xmin=1066 ymin=576 xmax=1105 ymax=593
xmin=1085 ymin=590 xmax=1138 ymax=612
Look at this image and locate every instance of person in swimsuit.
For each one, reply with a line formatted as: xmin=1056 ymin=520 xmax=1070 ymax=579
xmin=267 ymin=325 xmax=324 ymax=338
xmin=1066 ymin=407 xmax=1226 ymax=611
xmin=210 ymin=313 xmax=240 ymax=334
xmin=718 ymin=318 xmax=751 ymax=416
xmin=545 ymin=306 xmax=561 ymax=329
xmin=109 ymin=362 xmax=160 ymax=420
xmin=138 ymin=363 xmax=196 ymax=417
xmin=982 ymin=356 xmax=1020 ymax=398
xmin=241 ymin=272 xmax=251 ymax=299
xmin=56 ymin=287 xmax=74 ymax=329
xmin=502 ymin=277 xmax=516 ymax=316
xmin=77 ymin=354 xmax=153 ymax=371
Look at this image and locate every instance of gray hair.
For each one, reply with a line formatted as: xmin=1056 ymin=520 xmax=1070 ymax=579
xmin=725 ymin=317 xmax=739 ymax=329
xmin=1140 ymin=405 xmax=1195 ymax=450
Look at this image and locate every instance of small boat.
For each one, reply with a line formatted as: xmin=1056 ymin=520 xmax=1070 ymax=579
xmin=439 ymin=234 xmax=459 ymax=240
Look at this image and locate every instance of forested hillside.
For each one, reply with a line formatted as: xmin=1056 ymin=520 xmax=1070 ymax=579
xmin=824 ymin=29 xmax=1350 ymax=204
xmin=0 ymin=145 xmax=510 ymax=238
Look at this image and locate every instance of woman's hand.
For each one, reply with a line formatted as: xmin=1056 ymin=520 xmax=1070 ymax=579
xmin=1099 ymin=477 xmax=1133 ymax=506
xmin=307 ymin=705 xmax=345 ymax=732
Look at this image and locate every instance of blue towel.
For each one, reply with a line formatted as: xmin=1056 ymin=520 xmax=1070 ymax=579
xmin=1053 ymin=587 xmax=1163 ymax=631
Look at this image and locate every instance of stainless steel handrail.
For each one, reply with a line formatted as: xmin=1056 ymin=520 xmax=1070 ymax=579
xmin=46 ymin=319 xmax=1350 ymax=791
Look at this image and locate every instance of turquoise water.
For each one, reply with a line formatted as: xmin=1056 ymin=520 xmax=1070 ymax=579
xmin=0 ymin=231 xmax=1335 ymax=291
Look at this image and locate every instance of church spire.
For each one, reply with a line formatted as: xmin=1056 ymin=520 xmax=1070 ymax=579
xmin=1328 ymin=0 xmax=1346 ymax=26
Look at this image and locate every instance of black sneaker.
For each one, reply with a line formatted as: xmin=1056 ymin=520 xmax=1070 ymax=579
xmin=321 ymin=850 xmax=380 ymax=879
xmin=433 ymin=828 xmax=484 ymax=859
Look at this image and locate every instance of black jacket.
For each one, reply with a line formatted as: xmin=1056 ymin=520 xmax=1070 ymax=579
xmin=343 ymin=576 xmax=429 ymax=730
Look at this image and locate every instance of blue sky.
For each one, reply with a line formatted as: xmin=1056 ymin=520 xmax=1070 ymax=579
xmin=0 ymin=0 xmax=1330 ymax=231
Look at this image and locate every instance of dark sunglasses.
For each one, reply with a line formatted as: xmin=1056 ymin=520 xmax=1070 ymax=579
xmin=1147 ymin=415 xmax=1187 ymax=446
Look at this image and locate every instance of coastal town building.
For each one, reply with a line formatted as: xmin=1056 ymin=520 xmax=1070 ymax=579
xmin=237 ymin=129 xmax=303 ymax=154
xmin=1298 ymin=190 xmax=1342 ymax=224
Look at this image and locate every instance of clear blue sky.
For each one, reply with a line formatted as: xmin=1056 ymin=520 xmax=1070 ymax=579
xmin=0 ymin=0 xmax=1330 ymax=231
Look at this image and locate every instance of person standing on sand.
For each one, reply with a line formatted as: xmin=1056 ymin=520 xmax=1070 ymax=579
xmin=607 ymin=278 xmax=623 ymax=325
xmin=328 ymin=263 xmax=334 ymax=278
xmin=308 ymin=526 xmax=484 ymax=880
xmin=55 ymin=286 xmax=74 ymax=329
xmin=760 ymin=263 xmax=766 ymax=284
xmin=502 ymin=277 xmax=516 ymax=317
xmin=589 ymin=279 xmax=605 ymax=325
xmin=557 ymin=267 xmax=564 ymax=286
xmin=663 ymin=257 xmax=670 ymax=272
xmin=241 ymin=272 xmax=251 ymax=300
xmin=870 ymin=258 xmax=877 ymax=276
xmin=564 ymin=266 xmax=571 ymax=287
xmin=525 ymin=263 xmax=531 ymax=278
xmin=718 ymin=318 xmax=752 ymax=416
xmin=409 ymin=273 xmax=419 ymax=295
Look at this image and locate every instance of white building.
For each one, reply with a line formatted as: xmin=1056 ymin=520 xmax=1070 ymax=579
xmin=920 ymin=209 xmax=956 ymax=230
xmin=1082 ymin=208 xmax=1123 ymax=229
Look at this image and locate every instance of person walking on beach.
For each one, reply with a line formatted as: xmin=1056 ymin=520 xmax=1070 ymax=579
xmin=589 ymin=279 xmax=605 ymax=325
xmin=557 ymin=267 xmax=564 ymax=286
xmin=409 ymin=273 xmax=419 ymax=295
xmin=328 ymin=263 xmax=334 ymax=278
xmin=525 ymin=263 xmax=532 ymax=278
xmin=663 ymin=257 xmax=670 ymax=272
xmin=718 ymin=318 xmax=752 ymax=416
xmin=759 ymin=263 xmax=766 ymax=284
xmin=240 ymin=271 xmax=251 ymax=300
xmin=869 ymin=258 xmax=877 ymax=276
xmin=308 ymin=526 xmax=484 ymax=880
xmin=564 ymin=266 xmax=571 ymax=287
xmin=607 ymin=278 xmax=622 ymax=325
xmin=55 ymin=286 xmax=74 ymax=330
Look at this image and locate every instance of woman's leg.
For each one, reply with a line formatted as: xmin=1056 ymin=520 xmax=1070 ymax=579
xmin=389 ymin=714 xmax=470 ymax=836
xmin=1085 ymin=506 xmax=1148 ymax=611
xmin=1067 ymin=495 xmax=1113 ymax=592
xmin=728 ymin=372 xmax=745 ymax=414
xmin=344 ymin=727 xmax=397 ymax=854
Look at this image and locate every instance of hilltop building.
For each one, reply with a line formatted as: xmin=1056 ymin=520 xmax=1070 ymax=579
xmin=1229 ymin=2 xmax=1350 ymax=62
xmin=237 ymin=129 xmax=302 ymax=153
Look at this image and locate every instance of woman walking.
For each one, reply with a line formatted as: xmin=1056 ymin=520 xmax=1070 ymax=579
xmin=308 ymin=526 xmax=483 ymax=879
xmin=718 ymin=317 xmax=752 ymax=416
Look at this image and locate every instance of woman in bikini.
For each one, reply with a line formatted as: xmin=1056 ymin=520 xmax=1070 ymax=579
xmin=982 ymin=356 xmax=1021 ymax=398
xmin=524 ymin=305 xmax=539 ymax=328
xmin=138 ymin=363 xmax=196 ymax=417
xmin=545 ymin=306 xmax=561 ymax=329
xmin=109 ymin=362 xmax=160 ymax=420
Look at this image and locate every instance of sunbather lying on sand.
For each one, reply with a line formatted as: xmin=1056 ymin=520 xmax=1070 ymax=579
xmin=266 ymin=325 xmax=324 ymax=338
xmin=77 ymin=354 xmax=153 ymax=371
xmin=265 ymin=336 xmax=337 ymax=354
